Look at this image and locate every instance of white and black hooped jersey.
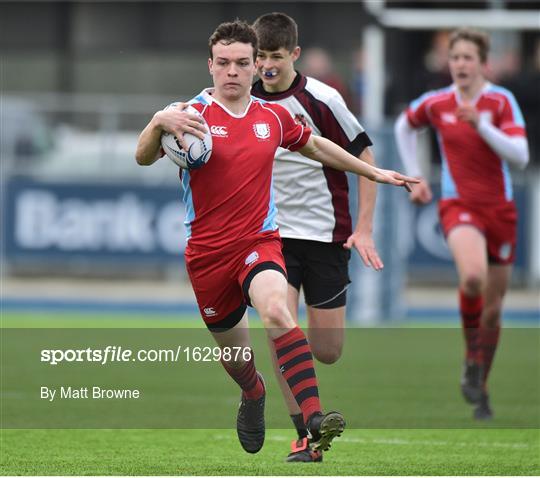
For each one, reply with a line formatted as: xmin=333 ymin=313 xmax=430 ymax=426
xmin=251 ymin=73 xmax=372 ymax=243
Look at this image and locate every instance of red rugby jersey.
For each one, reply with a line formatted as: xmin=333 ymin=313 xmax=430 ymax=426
xmin=406 ymin=82 xmax=526 ymax=205
xmin=181 ymin=88 xmax=311 ymax=250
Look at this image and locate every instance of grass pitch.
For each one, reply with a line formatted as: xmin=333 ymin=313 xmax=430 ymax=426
xmin=1 ymin=428 xmax=538 ymax=475
xmin=1 ymin=311 xmax=539 ymax=475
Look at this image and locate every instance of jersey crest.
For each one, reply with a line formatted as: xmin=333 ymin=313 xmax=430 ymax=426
xmin=294 ymin=113 xmax=308 ymax=127
xmin=253 ymin=122 xmax=271 ymax=140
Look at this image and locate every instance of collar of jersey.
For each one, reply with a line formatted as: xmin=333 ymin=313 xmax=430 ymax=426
xmin=453 ymin=81 xmax=492 ymax=106
xmin=199 ymin=88 xmax=253 ymax=118
xmin=251 ymin=72 xmax=307 ymax=101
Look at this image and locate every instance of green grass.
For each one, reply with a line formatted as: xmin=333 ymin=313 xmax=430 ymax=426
xmin=1 ymin=428 xmax=538 ymax=475
xmin=0 ymin=312 xmax=205 ymax=328
xmin=1 ymin=311 xmax=539 ymax=475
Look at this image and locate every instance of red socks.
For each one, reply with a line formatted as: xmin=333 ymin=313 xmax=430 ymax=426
xmin=459 ymin=290 xmax=483 ymax=362
xmin=479 ymin=325 xmax=501 ymax=386
xmin=221 ymin=350 xmax=264 ymax=400
xmin=459 ymin=290 xmax=501 ymax=387
xmin=273 ymin=327 xmax=321 ymax=424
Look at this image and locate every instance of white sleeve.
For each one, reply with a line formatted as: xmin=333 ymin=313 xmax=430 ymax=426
xmin=394 ymin=112 xmax=422 ymax=177
xmin=477 ymin=118 xmax=529 ymax=170
xmin=327 ymin=92 xmax=365 ymax=139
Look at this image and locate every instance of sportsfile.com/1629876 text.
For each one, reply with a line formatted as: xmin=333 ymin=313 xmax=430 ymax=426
xmin=40 ymin=346 xmax=252 ymax=365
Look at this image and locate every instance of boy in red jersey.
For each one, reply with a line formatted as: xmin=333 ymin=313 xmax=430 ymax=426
xmin=136 ymin=20 xmax=417 ymax=455
xmin=395 ymin=28 xmax=529 ymax=420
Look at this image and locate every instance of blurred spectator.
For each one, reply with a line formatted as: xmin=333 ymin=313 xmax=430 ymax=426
xmin=499 ymin=38 xmax=540 ymax=165
xmin=412 ymin=30 xmax=453 ymax=97
xmin=350 ymin=47 xmax=365 ymax=116
xmin=489 ymin=49 xmax=521 ymax=83
xmin=300 ymin=47 xmax=354 ymax=110
xmin=410 ymin=31 xmax=453 ymax=170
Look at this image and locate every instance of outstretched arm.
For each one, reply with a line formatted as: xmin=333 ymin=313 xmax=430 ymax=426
xmin=135 ymin=103 xmax=207 ymax=166
xmin=298 ymin=135 xmax=417 ymax=190
xmin=394 ymin=112 xmax=433 ymax=204
xmin=344 ymin=147 xmax=383 ymax=270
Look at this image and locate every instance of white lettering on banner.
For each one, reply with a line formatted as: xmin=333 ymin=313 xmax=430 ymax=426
xmin=15 ymin=191 xmax=56 ymax=248
xmin=416 ymin=204 xmax=452 ymax=260
xmin=156 ymin=202 xmax=187 ymax=254
xmin=13 ymin=189 xmax=185 ymax=254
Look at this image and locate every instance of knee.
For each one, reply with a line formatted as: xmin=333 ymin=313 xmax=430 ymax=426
xmin=461 ymin=272 xmax=484 ymax=296
xmin=483 ymin=302 xmax=502 ymax=328
xmin=260 ymin=297 xmax=293 ymax=329
xmin=312 ymin=343 xmax=343 ymax=364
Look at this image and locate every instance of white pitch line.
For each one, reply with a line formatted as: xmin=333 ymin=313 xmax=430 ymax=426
xmin=214 ymin=434 xmax=532 ymax=449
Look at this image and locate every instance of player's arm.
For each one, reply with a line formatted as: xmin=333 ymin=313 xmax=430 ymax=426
xmin=394 ymin=112 xmax=433 ymax=205
xmin=315 ymin=94 xmax=382 ymax=267
xmin=298 ymin=135 xmax=417 ymax=190
xmin=456 ymin=104 xmax=529 ymax=169
xmin=135 ymin=115 xmax=165 ymax=166
xmin=344 ymin=147 xmax=383 ymax=270
xmin=135 ymin=103 xmax=207 ymax=166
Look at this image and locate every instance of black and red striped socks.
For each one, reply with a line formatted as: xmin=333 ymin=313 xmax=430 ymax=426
xmin=221 ymin=350 xmax=264 ymax=400
xmin=459 ymin=290 xmax=501 ymax=389
xmin=273 ymin=327 xmax=321 ymax=424
xmin=459 ymin=290 xmax=483 ymax=362
xmin=479 ymin=325 xmax=501 ymax=387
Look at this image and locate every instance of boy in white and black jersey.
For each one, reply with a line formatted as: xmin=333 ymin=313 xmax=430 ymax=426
xmin=251 ymin=12 xmax=382 ymax=462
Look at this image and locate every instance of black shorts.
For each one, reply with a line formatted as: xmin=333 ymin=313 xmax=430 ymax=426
xmin=282 ymin=238 xmax=351 ymax=309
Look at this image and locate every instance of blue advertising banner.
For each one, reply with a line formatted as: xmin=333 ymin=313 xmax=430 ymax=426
xmin=3 ymin=177 xmax=530 ymax=275
xmin=3 ymin=178 xmax=187 ymax=262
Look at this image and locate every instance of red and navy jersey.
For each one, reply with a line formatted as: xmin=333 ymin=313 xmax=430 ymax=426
xmin=406 ymin=82 xmax=526 ymax=205
xmin=181 ymin=88 xmax=311 ymax=250
xmin=251 ymin=73 xmax=372 ymax=243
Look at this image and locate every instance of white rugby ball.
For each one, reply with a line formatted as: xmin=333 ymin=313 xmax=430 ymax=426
xmin=160 ymin=104 xmax=212 ymax=170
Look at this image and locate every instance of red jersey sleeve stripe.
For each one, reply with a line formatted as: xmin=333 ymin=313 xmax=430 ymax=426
xmin=500 ymin=124 xmax=526 ymax=136
xmin=285 ymin=125 xmax=311 ymax=151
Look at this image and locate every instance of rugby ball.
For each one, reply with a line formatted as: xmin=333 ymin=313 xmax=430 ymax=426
xmin=160 ymin=104 xmax=212 ymax=170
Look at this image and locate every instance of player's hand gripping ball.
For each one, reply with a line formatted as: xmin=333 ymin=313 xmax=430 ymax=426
xmin=161 ymin=104 xmax=212 ymax=170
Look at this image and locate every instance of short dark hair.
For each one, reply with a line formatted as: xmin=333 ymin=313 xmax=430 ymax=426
xmin=208 ymin=20 xmax=258 ymax=61
xmin=449 ymin=28 xmax=490 ymax=64
xmin=252 ymin=12 xmax=298 ymax=52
